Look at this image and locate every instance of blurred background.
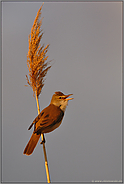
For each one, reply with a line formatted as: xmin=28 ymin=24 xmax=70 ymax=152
xmin=2 ymin=2 xmax=122 ymax=182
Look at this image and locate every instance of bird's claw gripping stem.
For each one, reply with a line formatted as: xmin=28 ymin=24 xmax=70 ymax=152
xmin=40 ymin=134 xmax=46 ymax=144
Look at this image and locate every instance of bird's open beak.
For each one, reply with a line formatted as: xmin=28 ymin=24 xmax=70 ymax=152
xmin=64 ymin=94 xmax=73 ymax=101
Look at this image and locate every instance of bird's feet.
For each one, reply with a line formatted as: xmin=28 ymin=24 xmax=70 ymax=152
xmin=40 ymin=139 xmax=46 ymax=144
xmin=40 ymin=134 xmax=46 ymax=144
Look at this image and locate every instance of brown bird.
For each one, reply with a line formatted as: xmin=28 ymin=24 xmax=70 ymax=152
xmin=23 ymin=91 xmax=73 ymax=155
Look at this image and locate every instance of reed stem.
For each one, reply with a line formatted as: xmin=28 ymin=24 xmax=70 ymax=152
xmin=35 ymin=93 xmax=51 ymax=183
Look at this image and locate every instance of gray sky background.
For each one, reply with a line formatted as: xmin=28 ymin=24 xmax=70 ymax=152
xmin=2 ymin=1 xmax=122 ymax=182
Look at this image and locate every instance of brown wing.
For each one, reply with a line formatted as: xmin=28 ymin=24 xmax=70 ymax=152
xmin=34 ymin=104 xmax=64 ymax=134
xmin=28 ymin=111 xmax=44 ymax=130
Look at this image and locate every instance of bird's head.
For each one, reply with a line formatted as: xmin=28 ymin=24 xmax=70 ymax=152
xmin=50 ymin=91 xmax=73 ymax=112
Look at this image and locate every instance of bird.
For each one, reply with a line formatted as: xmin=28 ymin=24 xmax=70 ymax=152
xmin=23 ymin=91 xmax=73 ymax=155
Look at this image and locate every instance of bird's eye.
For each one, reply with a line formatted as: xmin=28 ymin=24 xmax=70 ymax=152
xmin=59 ymin=97 xmax=62 ymax=99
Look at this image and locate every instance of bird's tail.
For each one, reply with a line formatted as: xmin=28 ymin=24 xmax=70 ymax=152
xmin=23 ymin=132 xmax=40 ymax=155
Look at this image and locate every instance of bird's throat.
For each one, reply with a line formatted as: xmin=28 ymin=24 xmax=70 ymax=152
xmin=59 ymin=100 xmax=68 ymax=112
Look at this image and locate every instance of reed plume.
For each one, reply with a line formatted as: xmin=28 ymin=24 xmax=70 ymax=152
xmin=26 ymin=3 xmax=51 ymax=98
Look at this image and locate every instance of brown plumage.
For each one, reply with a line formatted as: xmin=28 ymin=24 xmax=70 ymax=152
xmin=23 ymin=133 xmax=41 ymax=156
xmin=23 ymin=91 xmax=73 ymax=156
xmin=23 ymin=104 xmax=64 ymax=155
